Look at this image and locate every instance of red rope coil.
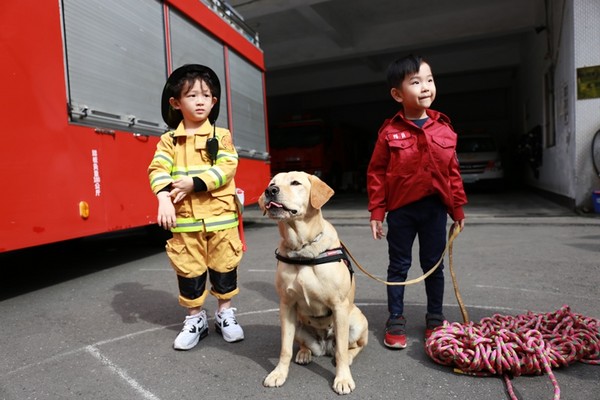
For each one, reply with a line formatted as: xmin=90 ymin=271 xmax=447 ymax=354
xmin=425 ymin=305 xmax=600 ymax=400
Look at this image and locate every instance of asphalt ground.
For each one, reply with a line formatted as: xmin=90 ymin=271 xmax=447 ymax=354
xmin=1 ymin=188 xmax=599 ymax=400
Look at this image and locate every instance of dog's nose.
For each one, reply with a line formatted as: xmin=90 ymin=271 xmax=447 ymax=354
xmin=265 ymin=185 xmax=279 ymax=198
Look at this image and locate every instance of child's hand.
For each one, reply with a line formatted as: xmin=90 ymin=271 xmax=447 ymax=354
xmin=157 ymin=193 xmax=176 ymax=230
xmin=370 ymin=220 xmax=385 ymax=240
xmin=170 ymin=177 xmax=194 ymax=203
xmin=453 ymin=219 xmax=465 ymax=232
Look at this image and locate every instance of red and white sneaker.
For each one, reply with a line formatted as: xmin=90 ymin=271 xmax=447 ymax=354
xmin=384 ymin=315 xmax=407 ymax=349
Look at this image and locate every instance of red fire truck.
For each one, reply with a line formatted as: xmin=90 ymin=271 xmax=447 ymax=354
xmin=0 ymin=0 xmax=270 ymax=253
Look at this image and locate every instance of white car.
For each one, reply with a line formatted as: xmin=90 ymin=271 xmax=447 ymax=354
xmin=456 ymin=135 xmax=504 ymax=184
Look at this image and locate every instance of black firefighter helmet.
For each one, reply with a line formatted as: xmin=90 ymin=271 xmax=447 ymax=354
xmin=161 ymin=64 xmax=221 ymax=130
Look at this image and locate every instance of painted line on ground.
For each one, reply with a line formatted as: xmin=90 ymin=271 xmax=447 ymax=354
xmin=86 ymin=345 xmax=161 ymax=400
xmin=2 ymin=302 xmax=525 ymax=380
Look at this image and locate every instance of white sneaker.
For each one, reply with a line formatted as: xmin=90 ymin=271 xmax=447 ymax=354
xmin=173 ymin=310 xmax=208 ymax=350
xmin=215 ymin=307 xmax=244 ymax=342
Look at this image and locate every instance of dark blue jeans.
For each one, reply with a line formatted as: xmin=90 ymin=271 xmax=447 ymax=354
xmin=386 ymin=195 xmax=447 ymax=317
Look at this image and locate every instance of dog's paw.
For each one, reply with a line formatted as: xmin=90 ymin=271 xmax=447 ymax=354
xmin=295 ymin=349 xmax=312 ymax=365
xmin=263 ymin=368 xmax=288 ymax=388
xmin=332 ymin=375 xmax=356 ymax=395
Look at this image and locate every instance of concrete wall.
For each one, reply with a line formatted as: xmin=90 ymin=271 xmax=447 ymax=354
xmin=573 ymin=0 xmax=600 ymax=208
xmin=519 ymin=0 xmax=573 ymax=200
xmin=522 ymin=0 xmax=600 ymax=209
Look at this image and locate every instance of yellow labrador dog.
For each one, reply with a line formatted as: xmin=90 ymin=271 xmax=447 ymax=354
xmin=259 ymin=171 xmax=368 ymax=395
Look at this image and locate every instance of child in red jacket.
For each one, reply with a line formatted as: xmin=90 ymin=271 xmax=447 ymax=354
xmin=366 ymin=54 xmax=467 ymax=349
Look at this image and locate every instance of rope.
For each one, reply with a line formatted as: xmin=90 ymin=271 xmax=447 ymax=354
xmin=448 ymin=225 xmax=469 ymax=323
xmin=425 ymin=305 xmax=600 ymax=400
xmin=343 ymin=223 xmax=599 ymax=398
xmin=343 ymin=224 xmax=470 ymax=322
xmin=343 ymin=224 xmax=461 ymax=286
xmin=342 ymin=225 xmax=599 ymax=399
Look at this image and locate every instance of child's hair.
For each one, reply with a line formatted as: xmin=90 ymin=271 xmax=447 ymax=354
xmin=161 ymin=64 xmax=221 ymax=128
xmin=386 ymin=54 xmax=428 ymax=89
xmin=171 ymin=70 xmax=220 ymax=101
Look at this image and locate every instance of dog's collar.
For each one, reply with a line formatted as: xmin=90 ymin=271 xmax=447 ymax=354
xmin=274 ymin=247 xmax=354 ymax=277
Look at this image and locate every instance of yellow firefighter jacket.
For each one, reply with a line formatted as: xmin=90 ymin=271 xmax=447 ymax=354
xmin=148 ymin=120 xmax=239 ymax=233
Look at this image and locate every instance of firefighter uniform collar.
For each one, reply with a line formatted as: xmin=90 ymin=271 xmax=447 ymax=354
xmin=170 ymin=120 xmax=214 ymax=137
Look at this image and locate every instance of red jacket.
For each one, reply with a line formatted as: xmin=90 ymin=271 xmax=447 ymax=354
xmin=367 ymin=109 xmax=467 ymax=222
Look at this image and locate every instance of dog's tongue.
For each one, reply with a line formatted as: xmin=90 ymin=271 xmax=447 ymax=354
xmin=267 ymin=201 xmax=283 ymax=209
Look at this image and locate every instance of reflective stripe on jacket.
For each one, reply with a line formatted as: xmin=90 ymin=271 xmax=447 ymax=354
xmin=172 ymin=212 xmax=239 ymax=233
xmin=148 ymin=119 xmax=239 ymax=231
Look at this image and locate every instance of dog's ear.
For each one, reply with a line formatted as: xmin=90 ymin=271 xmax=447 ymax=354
xmin=258 ymin=192 xmax=266 ymax=212
xmin=308 ymin=175 xmax=334 ymax=210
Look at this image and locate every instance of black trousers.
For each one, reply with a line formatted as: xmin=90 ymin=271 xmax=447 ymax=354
xmin=386 ymin=195 xmax=447 ymax=316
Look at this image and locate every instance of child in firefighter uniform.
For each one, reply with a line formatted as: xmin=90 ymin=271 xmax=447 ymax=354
xmin=148 ymin=64 xmax=244 ymax=350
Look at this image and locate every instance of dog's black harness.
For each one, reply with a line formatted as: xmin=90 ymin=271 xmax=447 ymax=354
xmin=274 ymin=246 xmax=354 ymax=278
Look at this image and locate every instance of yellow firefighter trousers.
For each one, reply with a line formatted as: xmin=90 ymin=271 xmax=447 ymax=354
xmin=165 ymin=227 xmax=243 ymax=308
